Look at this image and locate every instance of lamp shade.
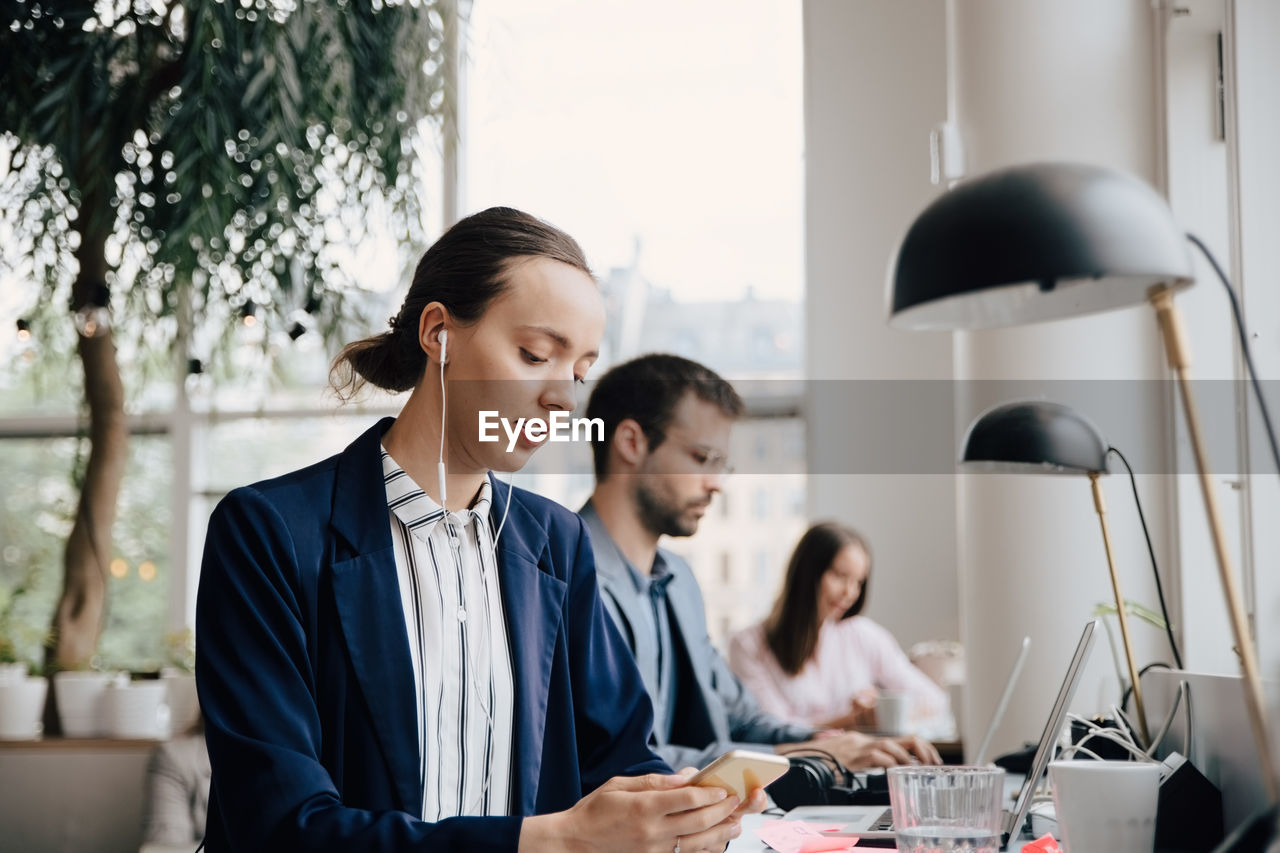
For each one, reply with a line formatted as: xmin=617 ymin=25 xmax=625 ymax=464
xmin=889 ymin=162 xmax=1194 ymax=329
xmin=961 ymin=401 xmax=1109 ymax=476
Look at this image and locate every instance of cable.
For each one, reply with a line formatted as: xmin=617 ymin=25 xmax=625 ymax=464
xmin=1121 ymin=662 xmax=1173 ymax=721
xmin=776 ymin=745 xmax=850 ymax=774
xmin=437 ymin=346 xmax=448 ymax=507
xmin=1065 ymin=713 xmax=1157 ymax=762
xmin=1143 ymin=680 xmax=1191 ymax=759
xmin=1186 ymin=233 xmax=1280 ymax=478
xmin=1055 ymin=743 xmax=1109 ymax=762
xmin=493 ymin=474 xmax=514 ymax=547
xmin=1108 ymin=447 xmax=1184 ymax=669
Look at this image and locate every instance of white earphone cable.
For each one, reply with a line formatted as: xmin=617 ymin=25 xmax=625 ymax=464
xmin=437 ymin=334 xmax=447 ymax=507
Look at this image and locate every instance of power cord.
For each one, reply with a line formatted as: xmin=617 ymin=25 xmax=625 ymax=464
xmin=1107 ymin=446 xmax=1183 ymax=669
xmin=1063 ymin=714 xmax=1159 ymax=763
xmin=1186 ymin=233 xmax=1280 ymax=479
xmin=774 ymin=746 xmax=856 ymax=784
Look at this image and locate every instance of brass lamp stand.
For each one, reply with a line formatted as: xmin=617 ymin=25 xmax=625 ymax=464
xmin=1089 ymin=472 xmax=1152 ymax=745
xmin=1150 ymin=286 xmax=1278 ymax=801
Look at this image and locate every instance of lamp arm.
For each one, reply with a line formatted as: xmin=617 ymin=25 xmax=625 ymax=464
xmin=1149 ymin=287 xmax=1280 ymax=802
xmin=1090 ymin=473 xmax=1151 ymax=745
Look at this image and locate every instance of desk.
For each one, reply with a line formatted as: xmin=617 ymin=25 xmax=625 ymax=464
xmin=727 ymin=773 xmax=1034 ymax=852
xmin=727 ymin=811 xmax=1042 ymax=852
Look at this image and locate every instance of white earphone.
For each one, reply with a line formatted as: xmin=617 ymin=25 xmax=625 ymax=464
xmin=434 ymin=325 xmax=514 ymax=543
xmin=437 ymin=329 xmax=448 ymax=506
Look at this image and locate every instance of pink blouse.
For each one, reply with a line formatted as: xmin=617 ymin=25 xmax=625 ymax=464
xmin=728 ymin=616 xmax=949 ymax=730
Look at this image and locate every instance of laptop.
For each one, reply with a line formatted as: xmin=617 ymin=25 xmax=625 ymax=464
xmin=792 ymin=620 xmax=1096 ymax=848
xmin=972 ymin=634 xmax=1032 ymax=766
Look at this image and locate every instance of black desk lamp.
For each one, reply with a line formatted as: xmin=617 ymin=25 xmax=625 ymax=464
xmin=889 ymin=161 xmax=1277 ymax=800
xmin=961 ymin=400 xmax=1150 ymax=744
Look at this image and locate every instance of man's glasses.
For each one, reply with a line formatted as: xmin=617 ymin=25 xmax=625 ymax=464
xmin=665 ymin=437 xmax=734 ymax=475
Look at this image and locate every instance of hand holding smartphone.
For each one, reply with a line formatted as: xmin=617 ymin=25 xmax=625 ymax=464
xmin=687 ymin=749 xmax=791 ymax=801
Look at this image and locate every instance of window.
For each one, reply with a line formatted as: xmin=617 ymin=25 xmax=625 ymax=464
xmin=467 ymin=0 xmax=807 ymax=651
xmin=753 ymin=490 xmax=770 ymax=520
xmin=0 ymin=434 xmax=171 ymax=670
xmin=0 ymin=0 xmax=807 ymax=675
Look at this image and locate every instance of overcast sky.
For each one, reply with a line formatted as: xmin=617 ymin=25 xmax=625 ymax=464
xmin=466 ymin=0 xmax=804 ymax=302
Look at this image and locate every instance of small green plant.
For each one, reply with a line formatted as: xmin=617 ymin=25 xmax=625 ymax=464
xmin=1092 ymin=598 xmax=1168 ymax=703
xmin=1091 ymin=600 xmax=1167 ymax=629
xmin=0 ymin=567 xmax=51 ymax=674
xmin=163 ymin=628 xmax=195 ymax=674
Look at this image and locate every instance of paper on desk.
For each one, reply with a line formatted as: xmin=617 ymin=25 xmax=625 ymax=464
xmin=755 ymin=819 xmax=859 ymax=852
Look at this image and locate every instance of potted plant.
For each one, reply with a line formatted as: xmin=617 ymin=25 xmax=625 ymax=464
xmin=0 ymin=570 xmax=51 ymax=739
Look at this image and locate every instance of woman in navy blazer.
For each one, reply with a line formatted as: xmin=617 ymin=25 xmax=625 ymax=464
xmin=196 ymin=208 xmax=756 ymax=852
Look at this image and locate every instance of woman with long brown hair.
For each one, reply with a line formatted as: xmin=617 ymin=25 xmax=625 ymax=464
xmin=728 ymin=522 xmax=947 ymax=732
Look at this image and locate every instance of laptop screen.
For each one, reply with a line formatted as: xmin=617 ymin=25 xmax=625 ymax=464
xmin=973 ymin=635 xmax=1032 ymax=767
xmin=1003 ymin=620 xmax=1097 ymax=840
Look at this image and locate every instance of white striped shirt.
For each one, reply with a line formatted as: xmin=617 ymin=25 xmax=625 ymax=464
xmin=381 ymin=448 xmax=515 ymax=820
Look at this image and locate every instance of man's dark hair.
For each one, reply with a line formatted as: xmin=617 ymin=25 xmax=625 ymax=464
xmin=585 ymin=353 xmax=744 ymax=480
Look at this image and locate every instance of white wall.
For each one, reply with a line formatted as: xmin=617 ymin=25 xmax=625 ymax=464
xmin=948 ymin=0 xmax=1176 ymax=761
xmin=1234 ymin=0 xmax=1280 ymax=698
xmin=802 ymin=0 xmax=959 ymax=653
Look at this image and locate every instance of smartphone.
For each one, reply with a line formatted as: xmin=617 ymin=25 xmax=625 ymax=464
xmin=687 ymin=749 xmax=791 ymax=801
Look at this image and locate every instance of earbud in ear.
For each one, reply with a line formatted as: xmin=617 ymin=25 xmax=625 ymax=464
xmin=438 ymin=328 xmax=448 ymax=365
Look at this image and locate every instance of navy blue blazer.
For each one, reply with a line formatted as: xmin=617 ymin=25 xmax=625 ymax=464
xmin=195 ymin=417 xmax=668 ymax=851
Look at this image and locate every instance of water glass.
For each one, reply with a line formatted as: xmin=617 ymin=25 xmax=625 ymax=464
xmin=888 ymin=765 xmax=1004 ymax=853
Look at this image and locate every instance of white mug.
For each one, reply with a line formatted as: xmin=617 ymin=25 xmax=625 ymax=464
xmin=1049 ymin=760 xmax=1160 ymax=853
xmin=877 ymin=689 xmax=911 ymax=735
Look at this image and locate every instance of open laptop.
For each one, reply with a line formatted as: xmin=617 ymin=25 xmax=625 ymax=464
xmin=972 ymin=634 xmax=1032 ymax=766
xmin=791 ymin=620 xmax=1096 ymax=848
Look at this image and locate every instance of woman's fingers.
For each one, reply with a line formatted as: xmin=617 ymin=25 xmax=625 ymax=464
xmin=869 ymin=737 xmax=913 ymax=765
xmin=645 ymin=783 xmax=734 ymax=818
xmin=671 ymin=815 xmax=744 ymax=853
xmin=606 ymin=772 xmax=692 ymax=793
xmin=897 ymin=735 xmax=942 ymax=765
xmin=664 ymin=791 xmax=741 ymax=837
xmin=730 ymin=786 xmax=768 ymax=818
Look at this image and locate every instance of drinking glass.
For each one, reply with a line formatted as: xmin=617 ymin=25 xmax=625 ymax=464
xmin=887 ymin=765 xmax=1004 ymax=853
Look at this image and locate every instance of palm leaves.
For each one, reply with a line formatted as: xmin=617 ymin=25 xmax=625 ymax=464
xmin=2 ymin=0 xmax=445 ymax=330
xmin=0 ymin=0 xmax=449 ymax=673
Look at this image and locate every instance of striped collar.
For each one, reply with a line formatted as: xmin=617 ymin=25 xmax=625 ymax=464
xmin=380 ymin=447 xmax=493 ymax=540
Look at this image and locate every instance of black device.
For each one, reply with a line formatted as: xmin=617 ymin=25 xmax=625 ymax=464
xmin=1070 ymin=716 xmax=1134 ymax=761
xmin=766 ymin=755 xmax=893 ymax=809
xmin=1156 ymin=752 xmax=1224 ymax=852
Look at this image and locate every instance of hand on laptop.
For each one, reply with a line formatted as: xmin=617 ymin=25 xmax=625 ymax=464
xmin=780 ymin=731 xmax=941 ymax=769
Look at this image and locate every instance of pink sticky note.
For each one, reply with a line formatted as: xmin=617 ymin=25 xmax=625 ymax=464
xmin=755 ymin=818 xmax=859 ymax=853
xmin=1021 ymin=834 xmax=1062 ymax=853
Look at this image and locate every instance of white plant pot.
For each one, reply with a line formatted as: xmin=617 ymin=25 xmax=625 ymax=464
xmin=162 ymin=671 xmax=200 ymax=735
xmin=0 ymin=676 xmax=47 ymax=740
xmin=0 ymin=662 xmax=29 ymax=683
xmin=104 ymin=681 xmax=170 ymax=739
xmin=54 ymin=670 xmax=112 ymax=737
